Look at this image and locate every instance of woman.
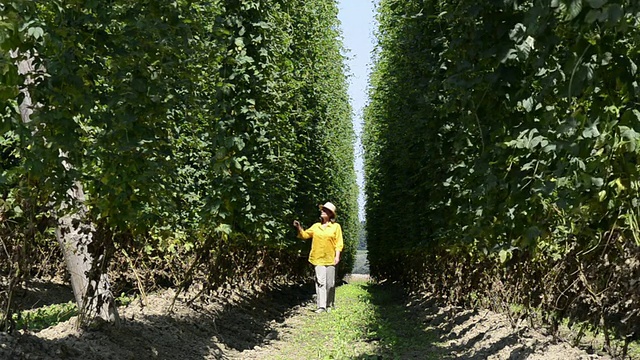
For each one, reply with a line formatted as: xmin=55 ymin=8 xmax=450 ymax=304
xmin=293 ymin=202 xmax=344 ymax=313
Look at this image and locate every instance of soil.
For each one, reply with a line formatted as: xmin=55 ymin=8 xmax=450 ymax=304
xmin=0 ymin=275 xmax=612 ymax=360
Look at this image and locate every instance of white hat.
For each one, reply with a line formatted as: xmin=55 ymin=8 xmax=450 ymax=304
xmin=319 ymin=202 xmax=337 ymax=218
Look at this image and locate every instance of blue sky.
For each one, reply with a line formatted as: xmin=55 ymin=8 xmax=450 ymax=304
xmin=337 ymin=0 xmax=377 ymax=221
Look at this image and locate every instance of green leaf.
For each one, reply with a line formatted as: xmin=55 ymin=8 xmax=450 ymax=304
xmin=215 ymin=223 xmax=232 ymax=235
xmin=586 ymin=0 xmax=606 ymax=9
xmin=516 ymin=36 xmax=535 ymax=61
xmin=604 ymin=4 xmax=624 ymax=24
xmin=564 ymin=0 xmax=583 ymax=20
xmin=499 ymin=249 xmax=510 ymax=263
xmin=521 ymin=97 xmax=534 ymax=112
xmin=598 ymin=190 xmax=607 ymax=201
xmin=582 ymin=122 xmax=600 ymax=138
xmin=585 ymin=9 xmax=600 ymax=23
xmin=619 ymin=126 xmax=640 ymax=152
xmin=591 ymin=177 xmax=604 ymax=187
xmin=27 ymin=26 xmax=43 ymax=39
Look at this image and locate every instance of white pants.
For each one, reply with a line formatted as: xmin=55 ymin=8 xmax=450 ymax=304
xmin=314 ymin=265 xmax=336 ymax=309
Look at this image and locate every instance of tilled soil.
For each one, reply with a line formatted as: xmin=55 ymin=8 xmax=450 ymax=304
xmin=0 ymin=276 xmax=613 ymax=359
xmin=413 ymin=302 xmax=609 ymax=359
xmin=2 ymin=280 xmax=315 ymax=360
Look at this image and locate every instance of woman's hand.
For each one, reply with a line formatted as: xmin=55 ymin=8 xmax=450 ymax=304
xmin=334 ymin=250 xmax=341 ymax=265
xmin=292 ymin=220 xmax=302 ymax=231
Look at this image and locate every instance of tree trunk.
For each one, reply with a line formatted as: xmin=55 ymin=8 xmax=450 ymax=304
xmin=17 ymin=52 xmax=119 ymax=327
xmin=56 ymin=183 xmax=120 ymax=327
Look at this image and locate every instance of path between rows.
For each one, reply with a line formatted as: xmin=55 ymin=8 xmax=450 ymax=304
xmin=231 ymin=275 xmax=609 ymax=360
xmin=1 ymin=275 xmax=611 ymax=359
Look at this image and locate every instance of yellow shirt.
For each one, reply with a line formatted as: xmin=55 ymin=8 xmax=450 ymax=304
xmin=298 ymin=222 xmax=344 ymax=266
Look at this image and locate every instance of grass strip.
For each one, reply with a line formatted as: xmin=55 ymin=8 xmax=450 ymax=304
xmin=269 ymin=278 xmax=437 ymax=359
xmin=13 ymin=301 xmax=77 ymax=332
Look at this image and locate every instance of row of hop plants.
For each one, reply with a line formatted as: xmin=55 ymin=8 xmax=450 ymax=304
xmin=364 ymin=0 xmax=640 ymax=356
xmin=1 ymin=0 xmax=358 ymax=329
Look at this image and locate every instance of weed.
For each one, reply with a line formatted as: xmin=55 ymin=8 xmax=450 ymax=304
xmin=13 ymin=301 xmax=77 ymax=332
xmin=116 ymin=292 xmax=135 ymax=306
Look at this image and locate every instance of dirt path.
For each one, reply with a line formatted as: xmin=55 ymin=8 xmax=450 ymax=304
xmin=1 ymin=276 xmax=614 ymax=359
xmin=232 ymin=276 xmax=610 ymax=360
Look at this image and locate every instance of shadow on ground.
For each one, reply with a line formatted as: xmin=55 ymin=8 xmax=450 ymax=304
xmin=348 ymin=283 xmax=529 ymax=360
xmin=351 ymin=283 xmax=606 ymax=360
xmin=205 ymin=281 xmax=314 ymax=352
xmin=1 ymin=281 xmax=315 ymax=360
xmin=351 ymin=282 xmax=442 ymax=360
xmin=10 ymin=280 xmax=76 ymax=310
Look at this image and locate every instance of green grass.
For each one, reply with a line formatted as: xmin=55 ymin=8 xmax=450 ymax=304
xmin=12 ymin=301 xmax=77 ymax=332
xmin=269 ymin=279 xmax=437 ymax=359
